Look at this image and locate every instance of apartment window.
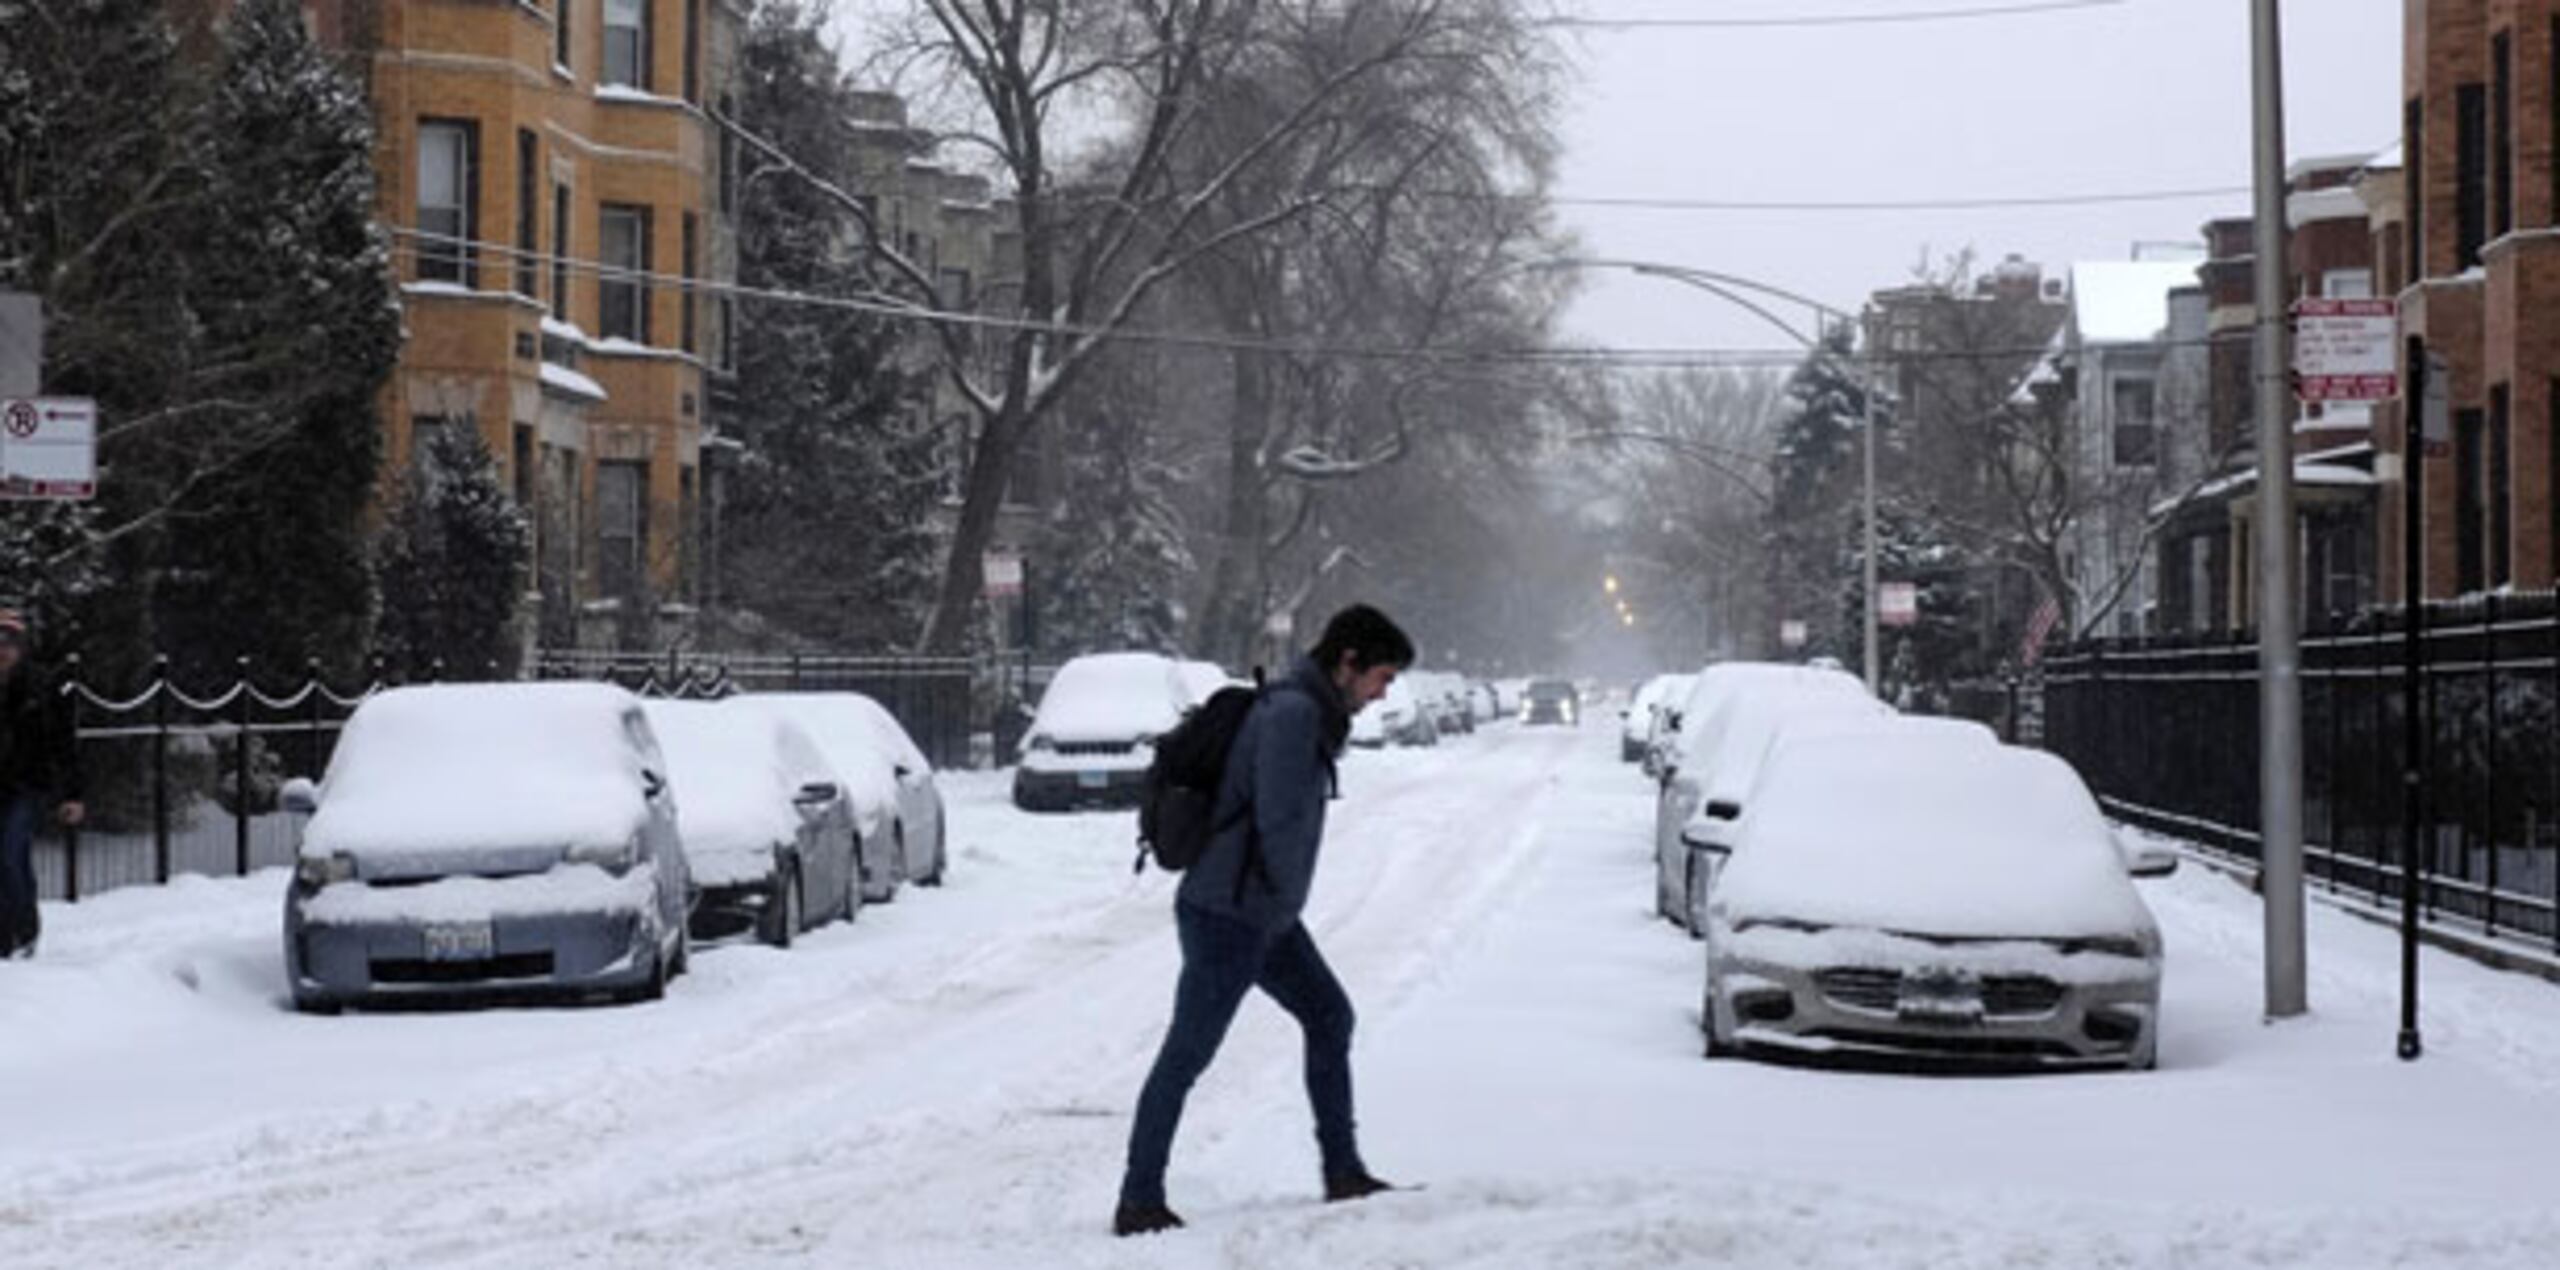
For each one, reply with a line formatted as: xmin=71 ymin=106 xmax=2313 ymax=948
xmin=2407 ymin=97 xmax=2426 ymax=272
xmin=717 ymin=94 xmax=737 ymax=216
xmin=2458 ymin=406 xmax=2486 ymax=593
xmin=603 ymin=0 xmax=648 ymax=90
xmin=555 ymin=0 xmax=572 ymax=72
xmin=514 ymin=130 xmax=540 ymax=299
xmin=2459 ymin=82 xmax=2488 ymax=268
xmin=597 ymin=460 xmax=649 ymax=599
xmin=680 ymin=211 xmax=698 ymax=353
xmin=678 ymin=465 xmax=698 ymax=601
xmin=599 ymin=203 xmax=651 ymax=342
xmin=551 ymin=182 xmax=572 ymax=318
xmin=409 ymin=415 xmax=453 ymax=471
xmin=2495 ymin=32 xmax=2514 ymax=239
xmin=2491 ymin=384 xmax=2513 ymax=587
xmin=2322 ymin=269 xmax=2374 ymax=300
xmin=416 ymin=119 xmax=477 ymax=285
xmin=683 ymin=0 xmax=701 ymax=103
xmin=939 ymin=266 xmax=973 ymax=309
xmin=717 ymin=296 xmax=736 ymax=373
xmin=2111 ymin=377 xmax=2158 ymax=468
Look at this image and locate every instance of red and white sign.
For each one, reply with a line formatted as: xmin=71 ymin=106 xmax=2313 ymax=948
xmin=982 ymin=551 xmax=1025 ymax=599
xmin=1778 ymin=619 xmax=1808 ymax=650
xmin=1879 ymin=581 xmax=1920 ymax=628
xmin=0 ymin=397 xmax=97 ymax=500
xmin=2292 ymin=298 xmax=2398 ymax=402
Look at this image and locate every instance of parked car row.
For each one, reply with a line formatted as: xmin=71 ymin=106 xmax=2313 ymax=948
xmin=281 ymin=682 xmax=947 ymax=1013
xmin=1642 ymin=662 xmax=2173 ymax=1072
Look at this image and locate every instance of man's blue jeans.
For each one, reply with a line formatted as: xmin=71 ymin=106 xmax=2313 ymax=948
xmin=0 ymin=793 xmax=41 ymax=954
xmin=1121 ymin=902 xmax=1362 ymax=1208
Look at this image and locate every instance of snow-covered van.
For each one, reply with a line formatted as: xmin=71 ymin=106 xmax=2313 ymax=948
xmin=281 ymin=683 xmax=692 ymax=1011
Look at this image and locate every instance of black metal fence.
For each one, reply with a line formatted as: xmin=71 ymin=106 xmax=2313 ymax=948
xmin=530 ymin=649 xmax=978 ymax=769
xmin=2042 ymin=592 xmax=2560 ymax=949
xmin=32 ymin=649 xmax=975 ymax=906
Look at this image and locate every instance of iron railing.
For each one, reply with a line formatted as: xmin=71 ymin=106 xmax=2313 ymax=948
xmin=530 ymin=649 xmax=977 ymax=769
xmin=2041 ymin=592 xmax=2560 ymax=949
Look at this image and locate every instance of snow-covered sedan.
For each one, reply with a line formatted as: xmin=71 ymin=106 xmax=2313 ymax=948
xmin=644 ymin=701 xmax=861 ymax=947
xmin=736 ymin=693 xmax=949 ymax=902
xmin=1014 ymin=652 xmax=1190 ymax=811
xmin=1349 ymin=675 xmax=1439 ymax=749
xmin=1621 ymin=673 xmax=1689 ymax=763
xmin=281 ymin=684 xmax=691 ymax=1011
xmin=1653 ymin=663 xmax=1871 ymax=881
xmin=1702 ymin=734 xmax=2165 ymax=1071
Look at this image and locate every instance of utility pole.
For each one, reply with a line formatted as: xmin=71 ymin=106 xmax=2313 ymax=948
xmin=1863 ymin=309 xmax=1882 ymax=693
xmin=2250 ymin=0 xmax=2308 ymax=1020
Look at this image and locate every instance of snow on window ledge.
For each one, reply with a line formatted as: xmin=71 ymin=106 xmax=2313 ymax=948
xmin=595 ymin=84 xmax=685 ymax=109
xmin=403 ymin=281 xmax=538 ymax=308
xmin=539 ymin=360 xmax=609 ymax=403
xmin=553 ymin=62 xmax=575 ymax=83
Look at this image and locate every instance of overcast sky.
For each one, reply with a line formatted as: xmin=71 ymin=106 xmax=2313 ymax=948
xmin=1553 ymin=0 xmax=2403 ymax=353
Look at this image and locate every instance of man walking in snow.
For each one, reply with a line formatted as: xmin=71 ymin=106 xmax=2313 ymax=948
xmin=1115 ymin=604 xmax=1415 ymax=1237
xmin=0 ymin=610 xmax=84 ymax=959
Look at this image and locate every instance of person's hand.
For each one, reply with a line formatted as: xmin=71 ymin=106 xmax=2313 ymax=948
xmin=56 ymin=801 xmax=84 ymax=828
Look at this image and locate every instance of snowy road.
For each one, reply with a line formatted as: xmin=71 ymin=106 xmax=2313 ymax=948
xmin=5 ymin=722 xmax=2560 ymax=1268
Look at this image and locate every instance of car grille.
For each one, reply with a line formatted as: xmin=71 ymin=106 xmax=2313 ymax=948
xmin=1053 ymin=740 xmax=1136 ymax=757
xmin=1982 ymin=975 xmax=2066 ymax=1017
xmin=1813 ymin=967 xmax=1902 ymax=1012
xmin=371 ymin=953 xmax=555 ymax=984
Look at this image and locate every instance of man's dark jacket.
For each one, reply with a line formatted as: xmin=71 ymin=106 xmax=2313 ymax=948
xmin=0 ymin=665 xmax=81 ymax=802
xmin=1176 ymin=656 xmax=1349 ymax=929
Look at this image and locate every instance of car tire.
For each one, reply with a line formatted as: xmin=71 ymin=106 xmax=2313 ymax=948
xmin=670 ymin=931 xmax=690 ymax=979
xmin=292 ymin=995 xmax=342 ymax=1017
xmin=759 ymin=862 xmax=801 ymax=949
xmin=1682 ymin=857 xmax=1708 ymax=940
xmin=1701 ymin=980 xmax=1735 ymax=1059
xmin=2128 ymin=1031 xmax=2160 ymax=1073
xmin=918 ymin=820 xmax=948 ymax=887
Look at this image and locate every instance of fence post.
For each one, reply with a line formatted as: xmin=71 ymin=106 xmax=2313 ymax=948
xmin=62 ymin=653 xmax=82 ymax=904
xmin=151 ymin=655 xmax=170 ymax=886
xmin=790 ymin=651 xmax=804 ymax=693
xmin=234 ymin=655 xmax=252 ymax=879
xmin=2484 ymin=593 xmax=2502 ymax=937
xmin=306 ymin=657 xmax=327 ymax=783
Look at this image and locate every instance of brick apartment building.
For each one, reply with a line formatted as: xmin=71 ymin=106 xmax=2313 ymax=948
xmin=2387 ymin=0 xmax=2560 ymax=604
xmin=326 ymin=0 xmax=745 ymax=649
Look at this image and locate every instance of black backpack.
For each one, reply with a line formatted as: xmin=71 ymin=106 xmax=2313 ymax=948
xmin=1134 ymin=672 xmax=1264 ymax=875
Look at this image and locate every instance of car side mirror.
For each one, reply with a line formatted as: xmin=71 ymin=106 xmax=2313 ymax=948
xmin=280 ymin=777 xmax=319 ymax=817
xmin=1705 ymin=799 xmax=1742 ymax=822
xmin=643 ymin=769 xmax=667 ymax=800
xmin=796 ymin=780 xmax=841 ymax=805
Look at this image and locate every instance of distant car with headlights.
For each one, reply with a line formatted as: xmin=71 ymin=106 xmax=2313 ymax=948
xmin=1521 ymin=678 xmax=1580 ymax=726
xmin=281 ymin=683 xmax=691 ymax=1012
xmin=1014 ymin=652 xmax=1190 ymax=811
xmin=643 ymin=701 xmax=860 ymax=947
xmin=740 ymin=693 xmax=950 ymax=901
xmin=1702 ymin=734 xmax=2165 ymax=1071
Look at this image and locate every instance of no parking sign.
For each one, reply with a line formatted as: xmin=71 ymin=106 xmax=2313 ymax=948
xmin=0 ymin=397 xmax=98 ymax=500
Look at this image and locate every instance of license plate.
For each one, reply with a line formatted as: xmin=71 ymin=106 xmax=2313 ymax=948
xmin=1898 ymin=967 xmax=1982 ymax=1024
xmin=424 ymin=922 xmax=495 ymax=962
xmin=1077 ymin=771 xmax=1111 ymax=790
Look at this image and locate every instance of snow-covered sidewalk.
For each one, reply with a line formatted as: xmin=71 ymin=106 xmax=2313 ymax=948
xmin=2 ymin=724 xmax=2557 ymax=1268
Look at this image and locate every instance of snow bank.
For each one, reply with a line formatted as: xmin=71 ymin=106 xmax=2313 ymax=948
xmin=1028 ymin=652 xmax=1187 ymax=743
xmin=1724 ymin=738 xmax=2155 ymax=939
xmin=302 ymin=684 xmax=654 ymax=860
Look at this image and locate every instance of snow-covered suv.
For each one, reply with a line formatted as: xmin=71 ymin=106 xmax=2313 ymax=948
xmin=1013 ymin=652 xmax=1191 ymax=811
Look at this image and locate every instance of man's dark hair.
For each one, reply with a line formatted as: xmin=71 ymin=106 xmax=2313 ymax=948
xmin=1311 ymin=605 xmax=1416 ymax=672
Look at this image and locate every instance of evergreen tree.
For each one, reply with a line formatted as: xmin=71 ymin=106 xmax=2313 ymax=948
xmin=372 ymin=426 xmax=532 ymax=681
xmin=1035 ymin=391 xmax=1194 ymax=657
xmin=722 ymin=0 xmax=934 ymax=649
xmin=1766 ymin=328 xmax=1879 ymax=661
xmin=155 ymin=0 xmax=398 ymax=683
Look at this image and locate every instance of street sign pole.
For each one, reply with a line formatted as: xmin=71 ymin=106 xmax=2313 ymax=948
xmin=2250 ymin=0 xmax=2308 ymax=1021
xmin=2398 ymin=352 xmax=2434 ymax=1062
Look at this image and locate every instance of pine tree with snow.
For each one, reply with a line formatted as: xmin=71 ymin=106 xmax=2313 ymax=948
xmin=372 ymin=427 xmax=533 ymax=682
xmin=1767 ymin=328 xmax=1879 ymax=660
xmin=1035 ymin=393 xmax=1194 ymax=657
xmin=719 ymin=1 xmax=936 ymax=650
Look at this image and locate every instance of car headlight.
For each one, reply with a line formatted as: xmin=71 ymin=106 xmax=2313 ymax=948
xmin=1026 ymin=733 xmax=1054 ymax=753
xmin=2054 ymin=934 xmax=2150 ymax=959
xmin=1733 ymin=917 xmax=1830 ymax=935
xmin=294 ymin=852 xmax=355 ymax=889
xmin=567 ymin=836 xmax=639 ymax=874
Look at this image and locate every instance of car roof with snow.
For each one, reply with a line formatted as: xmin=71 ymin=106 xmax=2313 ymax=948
xmin=1177 ymin=660 xmax=1237 ymax=705
xmin=1721 ymin=736 xmax=2155 ymax=940
xmin=1672 ymin=666 xmax=1878 ymax=772
xmin=305 ymin=682 xmax=658 ymax=856
xmin=641 ymin=700 xmax=834 ymax=855
xmin=1032 ymin=652 xmax=1188 ymax=741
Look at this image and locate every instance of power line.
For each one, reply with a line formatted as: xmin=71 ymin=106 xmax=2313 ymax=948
xmin=1539 ymin=0 xmax=2125 ymax=31
xmin=389 ymin=228 xmax=2212 ymax=372
xmin=1539 ymin=185 xmax=2252 ymax=213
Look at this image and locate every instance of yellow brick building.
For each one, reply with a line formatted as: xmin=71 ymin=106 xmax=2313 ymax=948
xmin=340 ymin=0 xmax=743 ymax=646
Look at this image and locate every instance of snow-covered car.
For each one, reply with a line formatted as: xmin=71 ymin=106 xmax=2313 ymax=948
xmin=1521 ymin=678 xmax=1580 ymax=726
xmin=1177 ymin=659 xmax=1239 ymax=707
xmin=1416 ymin=671 xmax=1474 ymax=735
xmin=1350 ymin=675 xmax=1438 ymax=749
xmin=281 ymin=683 xmax=691 ymax=1011
xmin=1702 ymin=735 xmax=2165 ymax=1071
xmin=1663 ymin=713 xmax=1993 ymax=934
xmin=1638 ymin=673 xmax=1696 ymax=778
xmin=1014 ymin=652 xmax=1190 ymax=810
xmin=644 ymin=701 xmax=861 ymax=947
xmin=734 ymin=693 xmax=948 ymax=901
xmin=1468 ymin=681 xmax=1500 ymax=726
xmin=1621 ymin=673 xmax=1688 ymax=763
xmin=1653 ymin=663 xmax=1871 ymax=877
